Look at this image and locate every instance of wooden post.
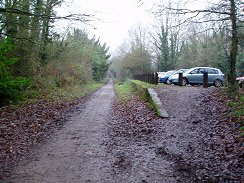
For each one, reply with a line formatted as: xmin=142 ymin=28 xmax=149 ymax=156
xmin=178 ymin=73 xmax=183 ymax=86
xmin=155 ymin=72 xmax=158 ymax=85
xmin=150 ymin=73 xmax=153 ymax=84
xmin=203 ymin=72 xmax=208 ymax=88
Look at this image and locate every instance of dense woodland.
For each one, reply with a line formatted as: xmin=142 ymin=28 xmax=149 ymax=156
xmin=0 ymin=0 xmax=110 ymax=106
xmin=0 ymin=0 xmax=244 ymax=106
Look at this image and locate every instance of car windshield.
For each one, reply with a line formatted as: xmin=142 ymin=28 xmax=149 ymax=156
xmin=165 ymin=70 xmax=176 ymax=75
xmin=173 ymin=69 xmax=189 ymax=74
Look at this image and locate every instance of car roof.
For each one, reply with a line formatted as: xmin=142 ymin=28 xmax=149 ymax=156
xmin=190 ymin=67 xmax=219 ymax=70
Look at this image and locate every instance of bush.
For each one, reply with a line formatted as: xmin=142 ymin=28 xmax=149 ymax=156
xmin=0 ymin=38 xmax=32 ymax=104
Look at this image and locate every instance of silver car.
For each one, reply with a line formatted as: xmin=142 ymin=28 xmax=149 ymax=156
xmin=168 ymin=67 xmax=224 ymax=87
xmin=166 ymin=69 xmax=189 ymax=84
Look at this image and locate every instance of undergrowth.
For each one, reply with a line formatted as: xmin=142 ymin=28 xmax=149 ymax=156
xmin=44 ymin=82 xmax=104 ymax=101
xmin=227 ymin=93 xmax=244 ymax=136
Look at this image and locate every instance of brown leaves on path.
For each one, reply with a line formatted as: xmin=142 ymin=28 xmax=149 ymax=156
xmin=0 ymin=97 xmax=86 ymax=180
xmin=110 ymin=95 xmax=159 ymax=139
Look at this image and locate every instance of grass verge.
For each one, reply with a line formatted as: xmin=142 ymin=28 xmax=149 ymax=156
xmin=227 ymin=94 xmax=244 ymax=136
xmin=46 ymin=81 xmax=104 ymax=101
xmin=1 ymin=80 xmax=106 ymax=110
xmin=114 ymin=80 xmax=161 ymax=116
xmin=114 ymin=80 xmax=133 ymax=101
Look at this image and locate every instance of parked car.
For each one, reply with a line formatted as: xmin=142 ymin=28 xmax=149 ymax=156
xmin=159 ymin=70 xmax=176 ymax=83
xmin=168 ymin=67 xmax=224 ymax=87
xmin=157 ymin=72 xmax=166 ymax=79
xmin=167 ymin=69 xmax=189 ymax=84
xmin=236 ymin=76 xmax=244 ymax=88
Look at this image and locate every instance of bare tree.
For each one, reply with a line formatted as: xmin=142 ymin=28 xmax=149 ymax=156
xmin=153 ymin=0 xmax=243 ymax=90
xmin=111 ymin=25 xmax=153 ymax=79
xmin=150 ymin=8 xmax=181 ymax=71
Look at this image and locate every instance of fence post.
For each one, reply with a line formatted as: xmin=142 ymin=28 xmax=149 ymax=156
xmin=135 ymin=73 xmax=158 ymax=85
xmin=203 ymin=72 xmax=208 ymax=88
xmin=178 ymin=73 xmax=183 ymax=86
xmin=155 ymin=72 xmax=158 ymax=85
xmin=150 ymin=73 xmax=153 ymax=84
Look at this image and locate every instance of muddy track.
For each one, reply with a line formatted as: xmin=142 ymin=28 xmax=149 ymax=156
xmin=107 ymin=85 xmax=243 ymax=183
xmin=3 ymin=83 xmax=243 ymax=183
xmin=3 ymin=80 xmax=115 ymax=183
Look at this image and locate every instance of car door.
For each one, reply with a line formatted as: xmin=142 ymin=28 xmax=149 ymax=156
xmin=187 ymin=68 xmax=204 ymax=84
xmin=205 ymin=68 xmax=216 ymax=84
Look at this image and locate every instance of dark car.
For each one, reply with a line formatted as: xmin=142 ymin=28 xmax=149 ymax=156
xmin=168 ymin=67 xmax=224 ymax=87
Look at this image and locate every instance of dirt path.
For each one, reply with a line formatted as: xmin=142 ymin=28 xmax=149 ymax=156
xmin=106 ymin=85 xmax=243 ymax=183
xmin=3 ymin=83 xmax=243 ymax=183
xmin=4 ymin=80 xmax=115 ymax=183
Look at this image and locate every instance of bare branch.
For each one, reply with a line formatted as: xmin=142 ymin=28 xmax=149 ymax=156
xmin=0 ymin=7 xmax=93 ymax=21
xmin=157 ymin=6 xmax=230 ymax=16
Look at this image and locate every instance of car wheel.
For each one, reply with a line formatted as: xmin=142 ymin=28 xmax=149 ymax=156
xmin=182 ymin=78 xmax=187 ymax=86
xmin=166 ymin=79 xmax=171 ymax=85
xmin=239 ymin=81 xmax=243 ymax=88
xmin=214 ymin=79 xmax=222 ymax=87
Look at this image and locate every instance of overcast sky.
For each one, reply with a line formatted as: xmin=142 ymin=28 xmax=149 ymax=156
xmin=55 ymin=0 xmax=208 ymax=55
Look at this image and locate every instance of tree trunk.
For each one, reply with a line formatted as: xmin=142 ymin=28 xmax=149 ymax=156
xmin=30 ymin=0 xmax=42 ymax=42
xmin=5 ymin=0 xmax=18 ymax=37
xmin=18 ymin=0 xmax=30 ymax=39
xmin=228 ymin=0 xmax=238 ymax=91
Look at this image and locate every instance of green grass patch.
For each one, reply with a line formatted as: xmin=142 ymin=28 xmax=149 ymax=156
xmin=131 ymin=80 xmax=160 ymax=89
xmin=114 ymin=81 xmax=133 ymax=100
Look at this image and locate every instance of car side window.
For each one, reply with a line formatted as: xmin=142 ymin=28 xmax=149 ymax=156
xmin=205 ymin=68 xmax=215 ymax=74
xmin=199 ymin=68 xmax=205 ymax=74
xmin=213 ymin=69 xmax=218 ymax=74
xmin=190 ymin=69 xmax=199 ymax=74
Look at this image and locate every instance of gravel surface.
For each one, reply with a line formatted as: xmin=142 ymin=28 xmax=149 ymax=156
xmin=2 ymin=82 xmax=243 ymax=183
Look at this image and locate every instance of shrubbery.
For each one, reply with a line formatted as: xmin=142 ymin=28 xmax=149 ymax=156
xmin=0 ymin=30 xmax=111 ymax=106
xmin=0 ymin=38 xmax=32 ymax=104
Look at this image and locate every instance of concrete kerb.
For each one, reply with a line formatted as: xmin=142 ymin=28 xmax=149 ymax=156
xmin=130 ymin=81 xmax=169 ymax=118
xmin=148 ymin=88 xmax=169 ymax=118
